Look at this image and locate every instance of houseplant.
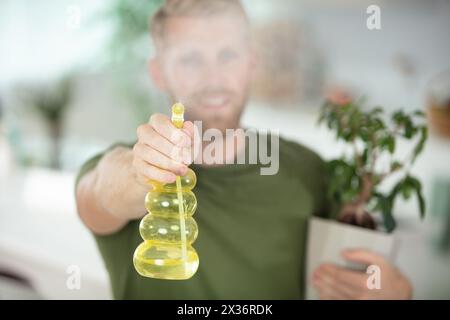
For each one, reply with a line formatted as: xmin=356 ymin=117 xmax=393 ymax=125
xmin=94 ymin=0 xmax=164 ymax=124
xmin=17 ymin=75 xmax=75 ymax=169
xmin=306 ymin=98 xmax=428 ymax=299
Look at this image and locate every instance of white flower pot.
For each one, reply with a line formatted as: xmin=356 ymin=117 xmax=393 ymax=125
xmin=305 ymin=216 xmax=398 ymax=299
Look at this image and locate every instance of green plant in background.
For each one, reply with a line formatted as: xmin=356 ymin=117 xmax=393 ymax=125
xmin=18 ymin=75 xmax=75 ymax=169
xmin=100 ymin=0 xmax=164 ymax=67
xmin=318 ymin=99 xmax=428 ymax=232
xmin=95 ymin=0 xmax=165 ymax=124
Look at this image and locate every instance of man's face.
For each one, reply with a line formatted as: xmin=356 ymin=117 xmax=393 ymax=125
xmin=151 ymin=13 xmax=255 ymax=132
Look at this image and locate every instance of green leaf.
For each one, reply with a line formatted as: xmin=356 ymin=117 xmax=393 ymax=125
xmin=371 ymin=107 xmax=383 ymax=115
xmin=390 ymin=161 xmax=402 ymax=171
xmin=377 ymin=194 xmax=396 ymax=232
xmin=392 ymin=110 xmax=406 ymax=124
xmin=382 ymin=205 xmax=396 ymax=232
xmin=412 ymin=126 xmax=428 ymax=163
xmin=379 ymin=135 xmax=396 ymax=154
xmin=359 ymin=128 xmax=370 ymax=142
xmin=416 ymin=188 xmax=426 ymax=219
xmin=388 ymin=177 xmax=406 ymax=207
xmin=401 ymin=182 xmax=412 ymax=199
xmin=404 ymin=119 xmax=414 ymax=139
xmin=326 ymin=159 xmax=359 ymax=205
xmin=372 ymin=118 xmax=385 ymax=131
xmin=407 ymin=176 xmax=426 ymax=219
xmin=413 ymin=110 xmax=426 ymax=117
xmin=387 ymin=136 xmax=395 ymax=153
xmin=362 ymin=148 xmax=369 ymax=165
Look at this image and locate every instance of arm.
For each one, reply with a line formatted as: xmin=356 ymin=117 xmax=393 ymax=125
xmin=76 ymin=147 xmax=148 ymax=235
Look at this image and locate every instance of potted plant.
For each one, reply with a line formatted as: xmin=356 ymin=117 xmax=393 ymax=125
xmin=94 ymin=0 xmax=164 ymax=124
xmin=17 ymin=75 xmax=75 ymax=169
xmin=306 ymin=98 xmax=428 ymax=299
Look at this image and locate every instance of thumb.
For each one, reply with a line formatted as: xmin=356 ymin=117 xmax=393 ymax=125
xmin=341 ymin=248 xmax=384 ymax=265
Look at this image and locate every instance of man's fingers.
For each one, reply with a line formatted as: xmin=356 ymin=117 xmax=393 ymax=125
xmin=133 ymin=158 xmax=176 ymax=184
xmin=314 ymin=280 xmax=351 ymax=300
xmin=182 ymin=121 xmax=195 ymax=138
xmin=313 ymin=263 xmax=367 ymax=294
xmin=313 ymin=272 xmax=352 ymax=300
xmin=317 ymin=287 xmax=349 ymax=300
xmin=136 ymin=125 xmax=191 ymax=164
xmin=137 ymin=124 xmax=174 ymax=158
xmin=341 ymin=248 xmax=385 ymax=266
xmin=133 ymin=143 xmax=188 ymax=176
xmin=133 ymin=113 xmax=193 ymax=186
xmin=149 ymin=113 xmax=191 ymax=147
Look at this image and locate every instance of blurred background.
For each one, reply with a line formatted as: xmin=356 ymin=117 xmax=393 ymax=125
xmin=0 ymin=0 xmax=449 ymax=299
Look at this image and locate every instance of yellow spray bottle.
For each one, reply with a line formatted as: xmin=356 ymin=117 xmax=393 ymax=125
xmin=133 ymin=103 xmax=199 ymax=280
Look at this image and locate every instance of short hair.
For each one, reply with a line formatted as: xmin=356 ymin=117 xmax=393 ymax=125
xmin=150 ymin=0 xmax=250 ymax=48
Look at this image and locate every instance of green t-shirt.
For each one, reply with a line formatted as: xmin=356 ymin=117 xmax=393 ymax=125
xmin=75 ymin=134 xmax=330 ymax=299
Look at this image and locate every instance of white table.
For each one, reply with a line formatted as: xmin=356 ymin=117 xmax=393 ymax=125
xmin=0 ymin=169 xmax=111 ymax=299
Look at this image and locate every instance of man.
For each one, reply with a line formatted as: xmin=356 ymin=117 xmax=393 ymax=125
xmin=75 ymin=0 xmax=412 ymax=299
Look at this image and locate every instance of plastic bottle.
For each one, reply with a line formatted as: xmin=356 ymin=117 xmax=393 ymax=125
xmin=133 ymin=103 xmax=199 ymax=280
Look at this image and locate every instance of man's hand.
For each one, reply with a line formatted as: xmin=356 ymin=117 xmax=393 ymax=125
xmin=133 ymin=113 xmax=195 ymax=186
xmin=312 ymin=248 xmax=412 ymax=300
xmin=76 ymin=113 xmax=195 ymax=235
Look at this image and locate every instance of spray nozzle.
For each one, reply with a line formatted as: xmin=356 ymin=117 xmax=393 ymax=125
xmin=171 ymin=102 xmax=185 ymax=129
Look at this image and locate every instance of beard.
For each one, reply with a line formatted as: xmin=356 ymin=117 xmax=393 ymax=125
xmin=170 ymin=87 xmax=248 ymax=133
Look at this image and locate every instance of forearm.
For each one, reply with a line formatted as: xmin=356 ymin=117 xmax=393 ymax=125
xmin=76 ymin=147 xmax=148 ymax=235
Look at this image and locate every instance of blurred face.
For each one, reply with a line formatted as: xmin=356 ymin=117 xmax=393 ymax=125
xmin=150 ymin=12 xmax=255 ymax=132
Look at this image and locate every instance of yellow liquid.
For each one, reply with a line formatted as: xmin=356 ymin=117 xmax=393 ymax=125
xmin=134 ymin=241 xmax=199 ymax=280
xmin=133 ymin=168 xmax=199 ymax=280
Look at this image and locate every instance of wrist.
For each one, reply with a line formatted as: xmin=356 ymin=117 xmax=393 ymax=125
xmin=96 ymin=147 xmax=147 ymax=219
